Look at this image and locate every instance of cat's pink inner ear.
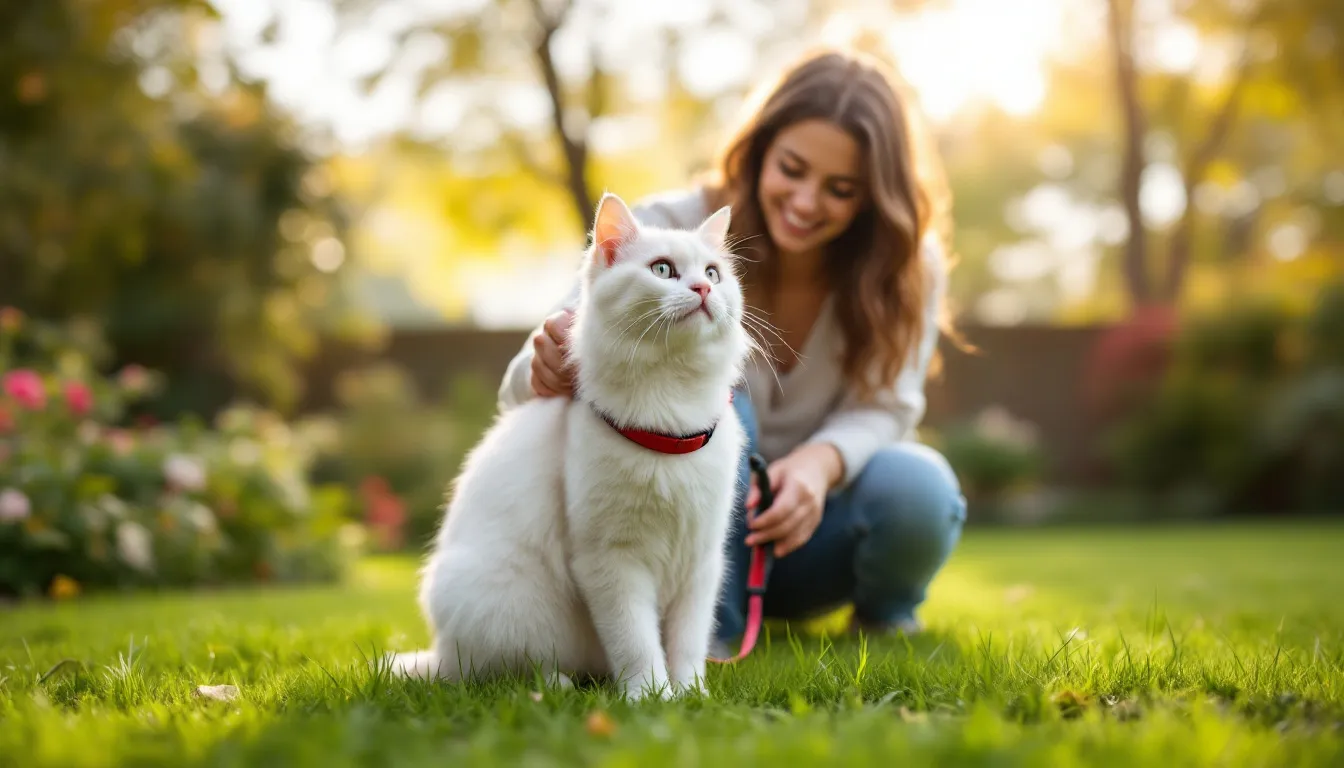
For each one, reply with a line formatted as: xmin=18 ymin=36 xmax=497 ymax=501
xmin=593 ymin=193 xmax=639 ymax=266
xmin=697 ymin=205 xmax=732 ymax=250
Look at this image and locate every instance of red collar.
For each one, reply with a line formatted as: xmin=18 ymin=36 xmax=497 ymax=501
xmin=590 ymin=391 xmax=734 ymax=456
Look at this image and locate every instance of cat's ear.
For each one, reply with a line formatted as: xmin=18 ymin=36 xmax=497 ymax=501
xmin=696 ymin=205 xmax=732 ymax=251
xmin=592 ymin=193 xmax=639 ymax=267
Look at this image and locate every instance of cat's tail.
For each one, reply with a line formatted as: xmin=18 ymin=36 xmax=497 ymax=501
xmin=387 ymin=649 xmax=451 ymax=680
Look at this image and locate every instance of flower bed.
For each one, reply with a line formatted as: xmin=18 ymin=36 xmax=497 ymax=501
xmin=0 ymin=308 xmax=355 ymax=600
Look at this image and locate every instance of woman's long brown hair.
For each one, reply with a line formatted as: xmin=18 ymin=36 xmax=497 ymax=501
xmin=702 ymin=47 xmax=958 ymax=402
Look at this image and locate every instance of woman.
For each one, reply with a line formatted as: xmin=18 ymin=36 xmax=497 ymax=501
xmin=497 ymin=46 xmax=967 ymax=651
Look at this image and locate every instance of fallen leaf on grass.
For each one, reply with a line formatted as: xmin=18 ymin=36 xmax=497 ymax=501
xmin=1050 ymin=690 xmax=1089 ymax=718
xmin=897 ymin=706 xmax=927 ymax=723
xmin=194 ymin=684 xmax=240 ymax=702
xmin=585 ymin=710 xmax=616 ymax=737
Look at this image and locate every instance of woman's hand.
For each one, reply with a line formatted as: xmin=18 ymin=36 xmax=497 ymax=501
xmin=744 ymin=443 xmax=844 ymax=557
xmin=530 ymin=309 xmax=576 ymax=397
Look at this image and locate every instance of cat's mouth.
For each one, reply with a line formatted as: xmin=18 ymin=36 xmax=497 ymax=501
xmin=676 ymin=303 xmax=713 ymax=322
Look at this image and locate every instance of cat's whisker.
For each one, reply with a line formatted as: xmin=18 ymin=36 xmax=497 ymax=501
xmin=737 ymin=311 xmax=792 ymax=395
xmin=603 ymin=303 xmax=669 ymax=356
xmin=626 ymin=304 xmax=671 ymax=367
xmin=741 ymin=310 xmax=794 ymax=359
xmin=741 ymin=333 xmax=786 ymax=396
xmin=659 ymin=307 xmax=678 ymax=354
xmin=612 ymin=307 xmax=664 ymax=343
xmin=743 ymin=312 xmax=789 ymax=352
xmin=739 ymin=320 xmax=772 ymax=358
xmin=722 ymin=233 xmax=766 ymax=263
xmin=606 ymin=299 xmax=664 ymax=342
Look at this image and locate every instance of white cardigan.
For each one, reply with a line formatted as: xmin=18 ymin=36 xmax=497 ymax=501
xmin=497 ymin=187 xmax=947 ymax=488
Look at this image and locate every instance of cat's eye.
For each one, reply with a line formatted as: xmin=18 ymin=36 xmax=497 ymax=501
xmin=705 ymin=265 xmax=721 ymax=284
xmin=650 ymin=259 xmax=676 ymax=279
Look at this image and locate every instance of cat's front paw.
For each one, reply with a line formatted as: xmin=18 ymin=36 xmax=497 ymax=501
xmin=620 ymin=675 xmax=673 ymax=702
xmin=671 ymin=677 xmax=710 ymax=699
xmin=669 ymin=660 xmax=709 ymax=698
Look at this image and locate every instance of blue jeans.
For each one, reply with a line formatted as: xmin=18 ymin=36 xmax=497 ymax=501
xmin=715 ymin=389 xmax=968 ymax=641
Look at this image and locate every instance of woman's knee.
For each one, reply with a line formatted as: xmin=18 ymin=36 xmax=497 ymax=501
xmin=849 ymin=442 xmax=967 ymax=548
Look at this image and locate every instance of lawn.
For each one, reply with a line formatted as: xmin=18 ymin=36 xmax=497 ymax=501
xmin=2 ymin=523 xmax=1343 ymax=767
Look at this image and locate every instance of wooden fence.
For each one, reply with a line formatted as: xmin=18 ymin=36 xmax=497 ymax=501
xmin=300 ymin=323 xmax=1119 ymax=485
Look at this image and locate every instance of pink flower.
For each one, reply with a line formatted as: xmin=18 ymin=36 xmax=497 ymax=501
xmin=2 ymin=370 xmax=45 ymax=410
xmin=63 ymin=381 xmax=93 ymax=417
xmin=360 ymin=476 xmax=407 ymax=551
xmin=106 ymin=429 xmax=136 ymax=456
xmin=0 ymin=488 xmax=31 ymax=523
xmin=117 ymin=364 xmax=151 ymax=395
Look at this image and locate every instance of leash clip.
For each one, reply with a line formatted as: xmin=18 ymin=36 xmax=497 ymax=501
xmin=748 ymin=453 xmax=775 ymax=520
xmin=745 ymin=453 xmax=776 ymax=594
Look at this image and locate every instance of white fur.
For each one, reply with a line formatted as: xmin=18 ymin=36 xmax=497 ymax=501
xmin=391 ymin=194 xmax=750 ymax=700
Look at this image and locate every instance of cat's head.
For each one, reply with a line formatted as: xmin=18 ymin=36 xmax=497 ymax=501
xmin=575 ymin=192 xmax=748 ymax=370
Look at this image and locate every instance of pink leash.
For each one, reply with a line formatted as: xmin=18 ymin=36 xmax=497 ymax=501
xmin=710 ymin=454 xmax=775 ymax=663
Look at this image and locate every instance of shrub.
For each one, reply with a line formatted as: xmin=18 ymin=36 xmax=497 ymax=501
xmin=1104 ymin=286 xmax=1344 ymax=515
xmin=306 ymin=363 xmax=497 ymax=551
xmin=936 ymin=406 xmax=1045 ymax=505
xmin=0 ymin=309 xmax=356 ymax=600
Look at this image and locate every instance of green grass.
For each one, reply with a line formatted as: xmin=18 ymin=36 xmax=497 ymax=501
xmin=2 ymin=523 xmax=1343 ymax=766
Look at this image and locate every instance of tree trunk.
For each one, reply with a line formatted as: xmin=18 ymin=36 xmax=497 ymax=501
xmin=1106 ymin=0 xmax=1152 ymax=309
xmin=1162 ymin=40 xmax=1255 ymax=303
xmin=527 ymin=0 xmax=594 ymax=234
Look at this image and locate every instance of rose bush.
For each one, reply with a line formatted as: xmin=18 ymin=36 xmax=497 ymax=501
xmin=0 ymin=309 xmax=357 ymax=600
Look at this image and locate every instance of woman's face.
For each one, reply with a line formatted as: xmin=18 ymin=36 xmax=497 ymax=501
xmin=756 ymin=118 xmax=866 ymax=262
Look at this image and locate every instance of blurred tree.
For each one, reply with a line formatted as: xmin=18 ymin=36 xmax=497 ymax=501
xmin=313 ymin=0 xmax=1342 ymax=327
xmin=1103 ymin=0 xmax=1344 ymax=311
xmin=336 ymin=0 xmax=822 ymax=238
xmin=0 ymin=0 xmax=361 ymax=416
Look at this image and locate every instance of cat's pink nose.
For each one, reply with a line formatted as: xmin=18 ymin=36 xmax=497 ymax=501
xmin=689 ymin=282 xmax=711 ymax=301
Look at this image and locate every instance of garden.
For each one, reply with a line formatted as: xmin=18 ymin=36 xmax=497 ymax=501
xmin=5 ymin=289 xmax=1344 ymax=765
xmin=5 ymin=0 xmax=1344 ymax=764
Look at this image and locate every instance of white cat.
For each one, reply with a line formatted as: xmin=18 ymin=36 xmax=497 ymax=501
xmin=391 ymin=193 xmax=750 ymax=700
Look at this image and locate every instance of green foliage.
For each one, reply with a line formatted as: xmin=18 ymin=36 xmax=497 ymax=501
xmin=1105 ymin=283 xmax=1344 ymax=514
xmin=934 ymin=407 xmax=1045 ymax=505
xmin=0 ymin=0 xmax=360 ymax=417
xmin=0 ymin=309 xmax=356 ymax=600
xmin=307 ymin=364 xmax=497 ymax=551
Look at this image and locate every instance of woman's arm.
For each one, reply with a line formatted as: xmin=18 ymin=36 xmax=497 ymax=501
xmin=802 ymin=237 xmax=948 ymax=488
xmin=744 ymin=238 xmax=948 ymax=557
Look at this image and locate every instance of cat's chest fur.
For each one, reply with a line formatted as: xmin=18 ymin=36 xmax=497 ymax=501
xmin=563 ymin=404 xmax=742 ymax=576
